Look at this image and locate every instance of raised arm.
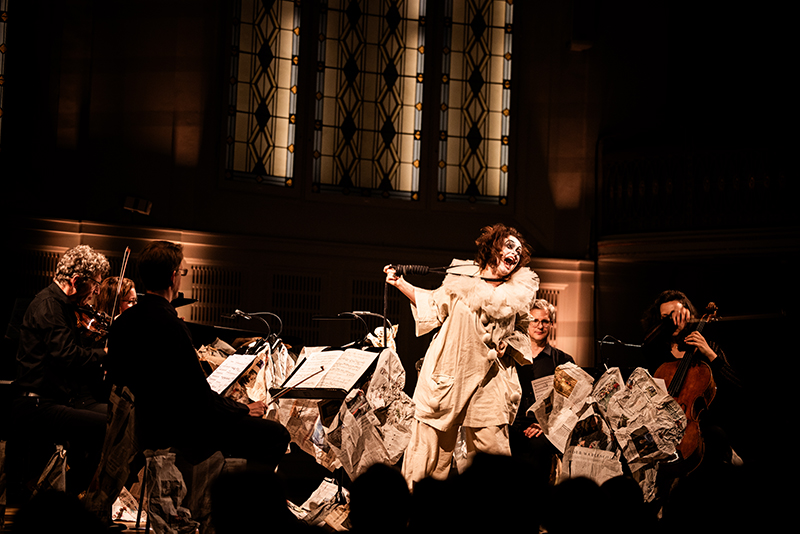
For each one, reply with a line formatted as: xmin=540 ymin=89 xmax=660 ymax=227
xmin=383 ymin=265 xmax=419 ymax=306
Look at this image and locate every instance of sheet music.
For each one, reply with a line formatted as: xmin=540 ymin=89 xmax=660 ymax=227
xmin=206 ymin=353 xmax=259 ymax=394
xmin=282 ymin=349 xmax=378 ymax=392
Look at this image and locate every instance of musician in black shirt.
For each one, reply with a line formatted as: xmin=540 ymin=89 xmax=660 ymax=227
xmin=510 ymin=299 xmax=574 ymax=485
xmin=11 ymin=244 xmax=110 ymax=494
xmin=106 ymin=240 xmax=290 ymax=471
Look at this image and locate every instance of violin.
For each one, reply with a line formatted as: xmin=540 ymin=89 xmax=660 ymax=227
xmin=654 ymin=302 xmax=719 ymax=474
xmin=76 ymin=305 xmax=112 ymax=341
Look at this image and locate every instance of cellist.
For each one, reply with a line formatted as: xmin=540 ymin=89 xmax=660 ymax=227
xmin=641 ymin=290 xmax=743 ymax=469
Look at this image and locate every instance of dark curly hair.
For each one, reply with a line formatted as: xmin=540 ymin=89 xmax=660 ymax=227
xmin=641 ymin=290 xmax=698 ymax=333
xmin=474 ymin=223 xmax=531 ymax=276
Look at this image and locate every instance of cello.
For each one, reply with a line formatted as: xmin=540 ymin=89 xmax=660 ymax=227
xmin=654 ymin=302 xmax=719 ymax=474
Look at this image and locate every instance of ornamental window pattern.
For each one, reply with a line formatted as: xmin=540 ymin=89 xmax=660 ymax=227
xmin=226 ymin=0 xmax=301 ymax=186
xmin=225 ymin=0 xmax=513 ymax=204
xmin=312 ymin=0 xmax=426 ymax=199
xmin=437 ymin=0 xmax=513 ymax=204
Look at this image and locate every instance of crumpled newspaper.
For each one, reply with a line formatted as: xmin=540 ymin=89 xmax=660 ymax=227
xmin=143 ymin=450 xmax=200 ymax=534
xmin=275 ymin=348 xmax=415 ymax=480
xmin=530 ymin=365 xmax=686 ymax=501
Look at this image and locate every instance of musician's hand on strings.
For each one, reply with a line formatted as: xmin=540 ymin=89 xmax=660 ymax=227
xmin=523 ymin=423 xmax=544 ymax=438
xmin=683 ymin=331 xmax=717 ymax=362
xmin=247 ymin=400 xmax=267 ymax=417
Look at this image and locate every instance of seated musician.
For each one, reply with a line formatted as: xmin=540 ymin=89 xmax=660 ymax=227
xmin=510 ymin=299 xmax=575 ymax=484
xmin=106 ymin=240 xmax=290 ymax=471
xmin=641 ymin=290 xmax=743 ymax=467
xmin=95 ymin=276 xmax=137 ymax=319
xmin=10 ymin=244 xmax=110 ymax=494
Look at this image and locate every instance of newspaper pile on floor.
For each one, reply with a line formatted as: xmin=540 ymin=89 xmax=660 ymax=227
xmin=196 ymin=330 xmax=414 ymax=527
xmin=199 ymin=327 xmax=415 ymax=481
xmin=529 ymin=363 xmax=687 ymax=500
xmin=288 ymin=477 xmax=351 ymax=532
xmin=273 ymin=345 xmax=416 ymax=480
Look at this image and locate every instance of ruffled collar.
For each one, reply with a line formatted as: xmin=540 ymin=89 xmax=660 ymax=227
xmin=441 ymin=260 xmax=539 ymax=321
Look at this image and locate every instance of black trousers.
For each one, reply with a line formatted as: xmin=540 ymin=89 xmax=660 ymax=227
xmin=141 ymin=413 xmax=291 ymax=472
xmin=10 ymin=395 xmax=107 ymax=494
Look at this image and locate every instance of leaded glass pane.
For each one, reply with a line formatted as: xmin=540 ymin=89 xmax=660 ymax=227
xmin=226 ymin=0 xmax=300 ymax=186
xmin=313 ymin=0 xmax=426 ymax=199
xmin=438 ymin=0 xmax=512 ymax=204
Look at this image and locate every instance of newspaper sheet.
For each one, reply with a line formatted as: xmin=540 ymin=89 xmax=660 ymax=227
xmin=248 ymin=342 xmax=297 ymax=420
xmin=290 ymin=477 xmax=350 ymax=528
xmin=606 ymin=367 xmax=686 ymax=471
xmin=560 ymin=405 xmax=623 ymax=484
xmin=525 ymin=364 xmax=686 ymax=501
xmin=528 ymin=362 xmax=595 ymax=453
xmin=276 ymin=346 xmax=415 ymax=480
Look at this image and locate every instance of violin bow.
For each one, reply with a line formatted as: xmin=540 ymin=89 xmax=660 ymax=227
xmin=109 ymin=247 xmax=131 ymax=323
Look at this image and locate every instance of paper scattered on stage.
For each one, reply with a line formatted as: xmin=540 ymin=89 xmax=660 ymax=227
xmin=527 ymin=363 xmax=687 ymax=498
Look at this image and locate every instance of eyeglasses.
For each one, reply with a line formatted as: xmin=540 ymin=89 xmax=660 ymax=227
xmin=175 ymin=268 xmax=188 ymax=276
xmin=531 ymin=318 xmax=552 ymax=327
xmin=83 ymin=277 xmax=102 ymax=287
xmin=121 ymin=298 xmax=138 ymax=305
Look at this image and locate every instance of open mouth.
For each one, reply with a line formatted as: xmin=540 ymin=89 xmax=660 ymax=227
xmin=502 ymin=255 xmax=518 ymax=271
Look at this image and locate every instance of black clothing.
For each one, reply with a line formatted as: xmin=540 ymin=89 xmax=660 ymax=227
xmin=106 ymin=293 xmax=290 ymax=469
xmin=510 ymin=345 xmax=574 ymax=483
xmin=10 ymin=282 xmax=108 ymax=493
xmin=516 ymin=344 xmax=575 ymax=424
xmin=15 ymin=282 xmax=106 ymax=401
xmin=643 ymin=339 xmax=743 ymax=464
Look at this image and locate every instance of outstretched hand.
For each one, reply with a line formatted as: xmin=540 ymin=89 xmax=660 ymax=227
xmin=383 ymin=265 xmax=401 ymax=287
xmin=383 ymin=265 xmax=417 ymax=306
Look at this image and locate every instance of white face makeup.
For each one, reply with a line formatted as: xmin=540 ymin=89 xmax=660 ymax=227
xmin=495 ymin=236 xmax=522 ymax=277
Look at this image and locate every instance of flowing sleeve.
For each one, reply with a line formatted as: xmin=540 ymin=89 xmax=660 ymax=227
xmin=504 ymin=311 xmax=534 ymax=366
xmin=410 ymin=286 xmax=449 ymax=337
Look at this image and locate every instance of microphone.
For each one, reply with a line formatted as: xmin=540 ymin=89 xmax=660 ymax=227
xmin=391 ymin=264 xmax=431 ymax=276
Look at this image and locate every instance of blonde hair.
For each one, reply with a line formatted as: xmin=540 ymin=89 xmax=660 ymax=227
xmin=531 ymin=299 xmax=555 ymax=323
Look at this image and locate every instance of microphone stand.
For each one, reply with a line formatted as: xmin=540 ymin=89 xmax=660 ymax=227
xmin=384 ymin=280 xmax=388 ymax=347
xmin=596 ymin=335 xmax=643 ymax=372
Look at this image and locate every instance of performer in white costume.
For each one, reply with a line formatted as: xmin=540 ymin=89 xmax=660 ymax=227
xmin=384 ymin=224 xmax=539 ymax=488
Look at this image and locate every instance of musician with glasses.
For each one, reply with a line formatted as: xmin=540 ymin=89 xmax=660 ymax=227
xmin=95 ymin=276 xmax=137 ymax=319
xmin=106 ymin=240 xmax=291 ymax=472
xmin=10 ymin=244 xmax=111 ymax=494
xmin=510 ymin=298 xmax=574 ymax=484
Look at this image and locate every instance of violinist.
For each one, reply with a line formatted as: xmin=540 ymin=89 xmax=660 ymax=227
xmin=95 ymin=276 xmax=137 ymax=318
xmin=641 ymin=290 xmax=743 ymax=468
xmin=10 ymin=244 xmax=111 ymax=495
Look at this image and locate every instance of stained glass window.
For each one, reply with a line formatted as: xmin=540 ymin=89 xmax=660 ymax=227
xmin=438 ymin=0 xmax=512 ymax=204
xmin=312 ymin=0 xmax=426 ymax=199
xmin=226 ymin=0 xmax=301 ymax=186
